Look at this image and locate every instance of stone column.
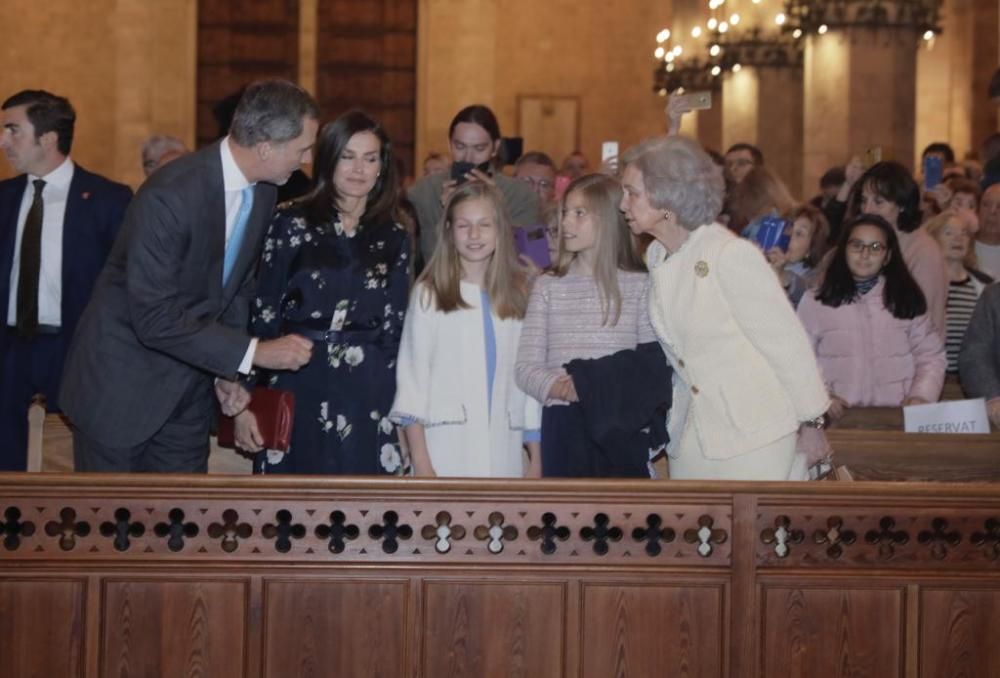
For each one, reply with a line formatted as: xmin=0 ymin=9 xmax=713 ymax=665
xmin=803 ymin=29 xmax=918 ymax=199
xmin=722 ymin=66 xmax=804 ymax=196
xmin=298 ymin=0 xmax=318 ymax=96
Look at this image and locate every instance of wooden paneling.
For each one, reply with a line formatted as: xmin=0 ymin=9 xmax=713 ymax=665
xmin=762 ymin=586 xmax=904 ymax=678
xmin=316 ymin=0 xmax=417 ymax=175
xmin=102 ymin=580 xmax=247 ymax=678
xmin=196 ymin=0 xmax=300 ymax=147
xmin=581 ymin=583 xmax=725 ymax=678
xmin=422 ymin=580 xmax=564 ymax=678
xmin=920 ymin=588 xmax=1000 ymax=678
xmin=0 ymin=579 xmax=84 ymax=677
xmin=262 ymin=579 xmax=406 ymax=677
xmin=2 ymin=475 xmax=1000 ymax=677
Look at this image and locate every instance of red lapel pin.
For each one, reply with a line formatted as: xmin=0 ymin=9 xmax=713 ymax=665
xmin=82 ymin=191 xmax=91 ymax=200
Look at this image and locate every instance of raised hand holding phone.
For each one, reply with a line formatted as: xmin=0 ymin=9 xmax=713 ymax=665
xmin=600 ymin=141 xmax=619 ymax=175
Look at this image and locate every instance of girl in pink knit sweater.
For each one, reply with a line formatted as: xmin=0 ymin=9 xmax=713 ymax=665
xmin=797 ymin=214 xmax=946 ymax=420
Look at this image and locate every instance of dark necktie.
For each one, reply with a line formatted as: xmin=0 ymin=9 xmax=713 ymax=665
xmin=16 ymin=179 xmax=46 ymax=337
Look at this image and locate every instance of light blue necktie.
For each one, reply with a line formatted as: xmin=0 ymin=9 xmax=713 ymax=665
xmin=223 ymin=185 xmax=254 ymax=285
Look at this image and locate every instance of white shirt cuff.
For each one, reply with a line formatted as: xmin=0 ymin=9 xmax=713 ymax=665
xmin=238 ymin=338 xmax=257 ymax=375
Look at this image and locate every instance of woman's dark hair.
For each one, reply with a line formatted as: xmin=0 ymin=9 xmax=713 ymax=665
xmin=817 ymin=214 xmax=926 ymax=319
xmin=300 ymin=110 xmax=398 ymax=228
xmin=846 ymin=161 xmax=922 ymax=232
xmin=448 ymin=105 xmax=501 ymax=142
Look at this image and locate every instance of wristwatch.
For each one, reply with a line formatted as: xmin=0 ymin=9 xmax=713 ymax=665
xmin=803 ymin=414 xmax=827 ymax=430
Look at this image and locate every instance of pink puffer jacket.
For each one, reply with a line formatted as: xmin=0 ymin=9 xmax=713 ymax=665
xmin=796 ymin=278 xmax=946 ymax=406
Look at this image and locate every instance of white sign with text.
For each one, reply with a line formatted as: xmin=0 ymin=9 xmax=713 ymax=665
xmin=903 ymin=398 xmax=990 ymax=434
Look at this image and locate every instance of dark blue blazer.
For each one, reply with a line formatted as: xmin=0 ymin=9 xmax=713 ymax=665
xmin=0 ymin=165 xmax=132 ymax=389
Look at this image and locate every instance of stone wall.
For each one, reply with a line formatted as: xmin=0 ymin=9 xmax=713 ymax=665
xmin=0 ymin=0 xmax=196 ymax=189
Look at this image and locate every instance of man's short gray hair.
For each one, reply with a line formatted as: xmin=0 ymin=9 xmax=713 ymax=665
xmin=141 ymin=135 xmax=186 ymax=163
xmin=623 ymin=136 xmax=725 ymax=229
xmin=229 ymin=79 xmax=319 ymax=147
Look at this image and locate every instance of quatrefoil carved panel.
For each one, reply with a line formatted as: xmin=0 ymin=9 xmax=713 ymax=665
xmin=44 ymin=507 xmax=90 ymax=551
xmin=420 ymin=511 xmax=466 ymax=554
xmin=474 ymin=512 xmax=518 ymax=554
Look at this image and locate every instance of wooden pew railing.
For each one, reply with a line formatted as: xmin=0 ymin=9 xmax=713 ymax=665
xmin=1 ymin=474 xmax=999 ymax=677
xmin=827 ymin=406 xmax=1000 ymax=481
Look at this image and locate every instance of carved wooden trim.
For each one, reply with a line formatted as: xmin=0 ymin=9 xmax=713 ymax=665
xmin=756 ymin=509 xmax=1000 ymax=568
xmin=0 ymin=498 xmax=731 ymax=566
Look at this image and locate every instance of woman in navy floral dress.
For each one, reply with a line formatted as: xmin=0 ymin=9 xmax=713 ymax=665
xmin=233 ymin=111 xmax=411 ymax=474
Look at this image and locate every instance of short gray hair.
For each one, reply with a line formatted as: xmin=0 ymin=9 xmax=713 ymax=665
xmin=141 ymin=135 xmax=185 ymax=164
xmin=623 ymin=135 xmax=724 ymax=229
xmin=229 ymin=79 xmax=319 ymax=147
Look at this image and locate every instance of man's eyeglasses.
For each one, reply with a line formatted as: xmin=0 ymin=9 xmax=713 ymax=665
xmin=847 ymin=239 xmax=888 ymax=255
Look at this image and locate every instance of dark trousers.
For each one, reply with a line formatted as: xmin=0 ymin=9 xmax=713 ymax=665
xmin=0 ymin=329 xmax=66 ymax=471
xmin=72 ymin=378 xmax=212 ymax=473
xmin=540 ymin=404 xmax=649 ymax=478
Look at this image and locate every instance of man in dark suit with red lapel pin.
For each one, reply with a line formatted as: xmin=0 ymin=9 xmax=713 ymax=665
xmin=60 ymin=79 xmax=319 ymax=472
xmin=0 ymin=90 xmax=132 ymax=471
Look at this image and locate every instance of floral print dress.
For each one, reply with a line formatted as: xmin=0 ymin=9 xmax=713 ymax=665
xmin=249 ymin=204 xmax=411 ymax=475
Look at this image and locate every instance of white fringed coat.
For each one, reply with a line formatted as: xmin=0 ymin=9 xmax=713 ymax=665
xmin=390 ymin=281 xmax=540 ymax=477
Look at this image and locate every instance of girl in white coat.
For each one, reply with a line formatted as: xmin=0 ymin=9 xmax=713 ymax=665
xmin=390 ymin=182 xmax=541 ymax=477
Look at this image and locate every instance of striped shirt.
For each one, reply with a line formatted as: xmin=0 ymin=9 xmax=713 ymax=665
xmin=945 ymin=277 xmax=982 ymax=373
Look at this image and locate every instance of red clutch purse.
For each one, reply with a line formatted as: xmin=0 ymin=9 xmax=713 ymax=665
xmin=217 ymin=387 xmax=295 ymax=451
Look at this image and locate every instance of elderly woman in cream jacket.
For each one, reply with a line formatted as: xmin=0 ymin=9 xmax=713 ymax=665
xmin=619 ymin=136 xmax=830 ymax=480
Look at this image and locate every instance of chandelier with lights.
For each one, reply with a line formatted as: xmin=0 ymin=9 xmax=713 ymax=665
xmin=782 ymin=0 xmax=943 ymax=38
xmin=652 ymin=0 xmax=943 ymax=96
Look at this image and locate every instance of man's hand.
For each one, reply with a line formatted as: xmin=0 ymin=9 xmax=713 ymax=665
xmin=467 ymin=168 xmax=496 ymax=187
xmin=253 ymin=334 xmax=313 ymax=371
xmin=234 ymin=410 xmax=264 ymax=452
xmin=215 ymin=379 xmax=251 ymax=416
xmin=665 ymin=96 xmax=694 ymax=136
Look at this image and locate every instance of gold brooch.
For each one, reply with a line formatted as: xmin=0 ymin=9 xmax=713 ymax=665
xmin=695 ymin=261 xmax=709 ymax=277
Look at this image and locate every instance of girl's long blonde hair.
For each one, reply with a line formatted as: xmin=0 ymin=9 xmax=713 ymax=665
xmin=418 ymin=182 xmax=529 ymax=319
xmin=552 ymin=173 xmax=644 ymax=324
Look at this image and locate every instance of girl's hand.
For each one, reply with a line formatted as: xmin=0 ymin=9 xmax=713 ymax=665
xmin=765 ymin=247 xmax=787 ymax=272
xmin=902 ymin=396 xmax=928 ymax=407
xmin=524 ymin=443 xmax=542 ymax=478
xmin=519 ymin=253 xmax=542 ymax=277
xmin=234 ymin=410 xmax=264 ymax=452
xmin=549 ymin=375 xmax=579 ymax=402
xmin=412 ymin=459 xmax=437 ymax=477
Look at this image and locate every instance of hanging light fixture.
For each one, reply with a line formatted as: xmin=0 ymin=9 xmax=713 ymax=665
xmin=782 ymin=0 xmax=943 ymax=39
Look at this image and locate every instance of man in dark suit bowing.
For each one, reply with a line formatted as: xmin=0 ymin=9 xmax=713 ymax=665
xmin=0 ymin=90 xmax=132 ymax=471
xmin=60 ymin=79 xmax=319 ymax=472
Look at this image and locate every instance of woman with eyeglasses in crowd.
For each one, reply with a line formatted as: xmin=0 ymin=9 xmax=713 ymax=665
xmin=846 ymin=161 xmax=949 ymax=340
xmin=797 ymin=214 xmax=946 ymax=422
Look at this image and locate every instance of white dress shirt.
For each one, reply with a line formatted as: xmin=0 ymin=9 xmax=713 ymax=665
xmin=220 ymin=137 xmax=258 ymax=374
xmin=6 ymin=157 xmax=74 ymax=327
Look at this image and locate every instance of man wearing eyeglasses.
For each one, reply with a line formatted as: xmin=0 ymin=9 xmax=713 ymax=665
xmin=514 ymin=151 xmax=557 ymax=206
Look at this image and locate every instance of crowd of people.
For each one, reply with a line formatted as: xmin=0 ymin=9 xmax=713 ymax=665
xmin=2 ymin=79 xmax=999 ymax=480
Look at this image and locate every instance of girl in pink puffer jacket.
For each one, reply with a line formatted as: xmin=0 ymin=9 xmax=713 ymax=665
xmin=797 ymin=214 xmax=946 ymax=419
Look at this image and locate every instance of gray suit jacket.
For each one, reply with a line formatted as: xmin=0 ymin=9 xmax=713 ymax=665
xmin=60 ymin=142 xmax=277 ymax=447
xmin=959 ymin=282 xmax=1000 ymax=400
